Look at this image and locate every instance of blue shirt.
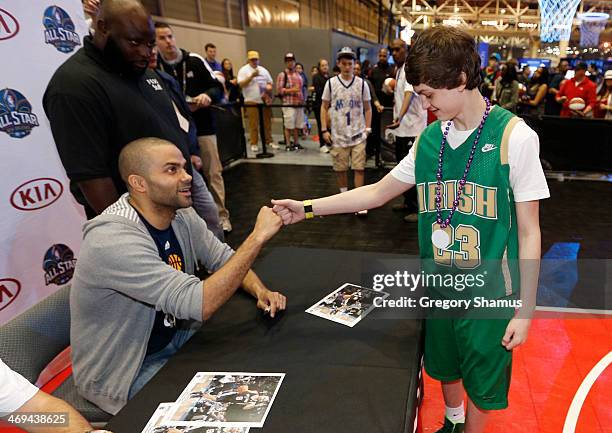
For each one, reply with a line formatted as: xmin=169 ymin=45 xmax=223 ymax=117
xmin=205 ymin=58 xmax=222 ymax=72
xmin=138 ymin=213 xmax=185 ymax=355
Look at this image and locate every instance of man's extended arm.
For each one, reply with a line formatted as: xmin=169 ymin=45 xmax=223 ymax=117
xmin=201 ymin=207 xmax=283 ymax=320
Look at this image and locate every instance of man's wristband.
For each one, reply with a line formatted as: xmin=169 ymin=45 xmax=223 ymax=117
xmin=303 ymin=199 xmax=314 ymax=219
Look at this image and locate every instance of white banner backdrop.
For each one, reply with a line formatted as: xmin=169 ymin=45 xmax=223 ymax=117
xmin=0 ymin=1 xmax=88 ymax=325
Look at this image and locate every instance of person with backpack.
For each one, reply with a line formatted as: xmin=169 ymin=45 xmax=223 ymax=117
xmin=276 ymin=53 xmax=305 ymax=151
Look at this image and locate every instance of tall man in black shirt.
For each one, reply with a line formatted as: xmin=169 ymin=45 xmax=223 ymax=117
xmin=43 ymin=0 xmax=215 ymax=226
xmin=367 ymin=48 xmax=394 ymax=158
xmin=155 ymin=23 xmax=233 ymax=233
xmin=369 ymin=48 xmax=394 ymax=109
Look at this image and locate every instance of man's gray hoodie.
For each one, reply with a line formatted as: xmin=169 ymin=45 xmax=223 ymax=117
xmin=70 ymin=194 xmax=234 ymax=414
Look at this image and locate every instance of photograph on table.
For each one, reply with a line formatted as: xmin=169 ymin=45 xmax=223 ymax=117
xmin=164 ymin=372 xmax=285 ymax=428
xmin=142 ymin=402 xmax=250 ymax=433
xmin=305 ymin=283 xmax=389 ymax=327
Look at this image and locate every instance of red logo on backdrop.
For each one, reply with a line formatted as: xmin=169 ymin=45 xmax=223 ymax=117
xmin=10 ymin=178 xmax=64 ymax=211
xmin=0 ymin=8 xmax=19 ymax=41
xmin=0 ymin=278 xmax=21 ymax=312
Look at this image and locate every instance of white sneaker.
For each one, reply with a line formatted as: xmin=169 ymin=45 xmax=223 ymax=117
xmin=222 ymin=219 xmax=232 ymax=232
xmin=269 ymin=143 xmax=280 ymax=150
xmin=319 ymin=146 xmax=330 ymax=153
xmin=356 ymin=210 xmax=368 ymax=216
xmin=250 ymin=145 xmax=259 ymax=153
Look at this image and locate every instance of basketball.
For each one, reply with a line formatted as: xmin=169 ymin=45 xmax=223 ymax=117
xmin=568 ymin=97 xmax=586 ymax=111
xmin=382 ymin=77 xmax=396 ymax=95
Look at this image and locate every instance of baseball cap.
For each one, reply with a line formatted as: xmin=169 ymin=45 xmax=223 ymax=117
xmin=247 ymin=50 xmax=259 ymax=60
xmin=337 ymin=46 xmax=356 ymax=60
xmin=284 ymin=52 xmax=296 ymax=60
xmin=604 ymin=69 xmax=612 ymax=80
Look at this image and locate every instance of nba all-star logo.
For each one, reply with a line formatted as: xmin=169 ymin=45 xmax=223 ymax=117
xmin=43 ymin=5 xmax=80 ymax=53
xmin=0 ymin=88 xmax=39 ymax=139
xmin=43 ymin=244 xmax=77 ymax=286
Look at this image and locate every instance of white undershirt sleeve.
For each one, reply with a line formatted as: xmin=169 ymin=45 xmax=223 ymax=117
xmin=390 ymin=145 xmax=416 ymax=184
xmin=507 ymin=121 xmax=551 ymax=202
xmin=0 ymin=359 xmax=39 ymax=415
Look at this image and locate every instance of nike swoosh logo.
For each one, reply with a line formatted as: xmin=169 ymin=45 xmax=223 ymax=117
xmin=481 ymin=145 xmax=497 ymax=152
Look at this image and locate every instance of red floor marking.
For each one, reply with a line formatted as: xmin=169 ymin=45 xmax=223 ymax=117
xmin=420 ymin=315 xmax=611 ymax=433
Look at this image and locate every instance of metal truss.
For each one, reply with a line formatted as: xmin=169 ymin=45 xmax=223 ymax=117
xmin=396 ymin=0 xmax=610 ymax=43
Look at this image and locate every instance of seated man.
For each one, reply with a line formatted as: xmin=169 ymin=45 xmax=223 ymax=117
xmin=0 ymin=358 xmax=98 ymax=433
xmin=70 ymin=137 xmax=286 ymax=415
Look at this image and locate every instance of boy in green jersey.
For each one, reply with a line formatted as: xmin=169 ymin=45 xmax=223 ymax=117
xmin=271 ymin=26 xmax=549 ymax=433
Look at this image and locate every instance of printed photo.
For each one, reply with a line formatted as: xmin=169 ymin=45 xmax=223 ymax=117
xmin=306 ymin=283 xmax=389 ymax=327
xmin=164 ymin=373 xmax=284 ymax=428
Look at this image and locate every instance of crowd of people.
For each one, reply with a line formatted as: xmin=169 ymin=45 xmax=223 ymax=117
xmin=0 ymin=1 xmax=599 ymax=432
xmin=482 ymin=55 xmax=612 ymax=120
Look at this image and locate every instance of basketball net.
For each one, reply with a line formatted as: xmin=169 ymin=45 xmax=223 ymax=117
xmin=579 ymin=14 xmax=608 ymax=47
xmin=538 ymin=0 xmax=581 ymax=42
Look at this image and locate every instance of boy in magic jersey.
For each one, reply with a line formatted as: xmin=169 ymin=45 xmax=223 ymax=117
xmin=272 ymin=27 xmax=549 ymax=433
xmin=320 ymin=47 xmax=372 ymax=214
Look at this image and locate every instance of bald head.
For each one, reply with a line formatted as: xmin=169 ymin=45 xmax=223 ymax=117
xmin=390 ymin=39 xmax=407 ymax=64
xmin=99 ymin=0 xmax=149 ymax=26
xmin=93 ymin=0 xmax=154 ymax=75
xmin=119 ymin=137 xmax=193 ymax=213
xmin=119 ymin=137 xmax=175 ymax=186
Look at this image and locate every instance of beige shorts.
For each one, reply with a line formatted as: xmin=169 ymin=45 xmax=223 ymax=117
xmin=281 ymin=107 xmax=305 ymax=129
xmin=330 ymin=142 xmax=366 ymax=172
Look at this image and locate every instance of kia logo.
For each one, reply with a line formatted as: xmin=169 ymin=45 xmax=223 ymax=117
xmin=0 ymin=278 xmax=21 ymax=312
xmin=0 ymin=8 xmax=19 ymax=41
xmin=10 ymin=178 xmax=64 ymax=211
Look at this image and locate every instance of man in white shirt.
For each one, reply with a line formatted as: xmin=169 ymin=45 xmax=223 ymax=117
xmin=0 ymin=358 xmax=98 ymax=433
xmin=387 ymin=39 xmax=428 ymax=223
xmin=237 ymin=51 xmax=275 ymax=152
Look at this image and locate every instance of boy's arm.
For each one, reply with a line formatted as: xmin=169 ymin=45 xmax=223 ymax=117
xmin=364 ymin=101 xmax=372 ymax=129
xmin=502 ymin=200 xmax=541 ymax=350
xmin=272 ymin=173 xmax=412 ymax=224
xmin=320 ymin=100 xmax=331 ymax=143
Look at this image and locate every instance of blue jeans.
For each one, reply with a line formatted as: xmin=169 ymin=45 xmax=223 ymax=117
xmin=191 ymin=166 xmax=224 ymax=241
xmin=128 ymin=328 xmax=196 ymax=399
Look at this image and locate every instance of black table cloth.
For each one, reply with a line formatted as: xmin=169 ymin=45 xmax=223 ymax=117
xmin=106 ymin=247 xmax=424 ymax=433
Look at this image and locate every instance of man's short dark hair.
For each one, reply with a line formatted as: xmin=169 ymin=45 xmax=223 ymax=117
xmin=576 ymin=62 xmax=588 ymax=71
xmin=154 ymin=21 xmax=171 ymax=30
xmin=205 ymin=43 xmax=216 ymax=51
xmin=406 ymin=26 xmax=482 ymax=90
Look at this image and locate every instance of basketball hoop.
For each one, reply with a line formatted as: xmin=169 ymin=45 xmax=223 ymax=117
xmin=538 ymin=0 xmax=581 ymax=42
xmin=578 ymin=12 xmax=609 ymax=47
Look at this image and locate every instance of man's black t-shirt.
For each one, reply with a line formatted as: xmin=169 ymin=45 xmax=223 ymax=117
xmin=137 ymin=212 xmax=185 ymax=355
xmin=43 ymin=36 xmax=193 ymax=208
xmin=369 ymin=63 xmax=394 ymax=107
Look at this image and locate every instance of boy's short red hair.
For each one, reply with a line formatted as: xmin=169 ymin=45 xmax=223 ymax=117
xmin=406 ymin=26 xmax=482 ymax=90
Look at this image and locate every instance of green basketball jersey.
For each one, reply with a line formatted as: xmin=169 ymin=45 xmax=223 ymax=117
xmin=414 ymin=106 xmax=521 ymax=301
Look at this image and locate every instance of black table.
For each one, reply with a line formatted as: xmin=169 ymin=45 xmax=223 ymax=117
xmin=107 ymin=247 xmax=424 ymax=433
